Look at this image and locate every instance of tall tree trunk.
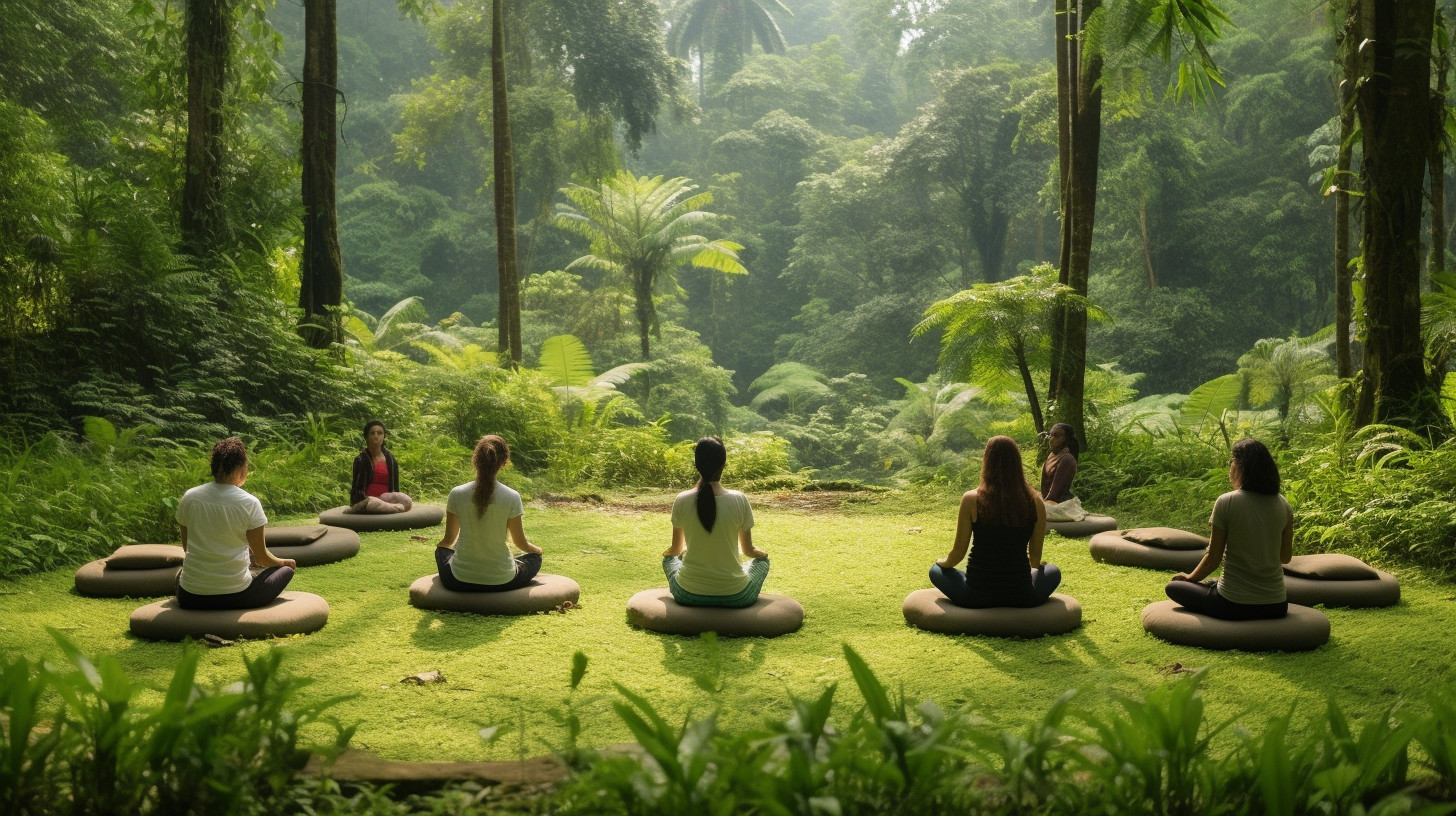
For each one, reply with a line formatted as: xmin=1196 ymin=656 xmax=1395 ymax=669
xmin=1051 ymin=0 xmax=1103 ymax=440
xmin=492 ymin=0 xmax=522 ymax=366
xmin=1429 ymin=8 xmax=1451 ymax=385
xmin=180 ymin=0 xmax=234 ymax=258
xmin=1015 ymin=344 xmax=1045 ymax=434
xmin=1334 ymin=2 xmax=1357 ymax=381
xmin=1353 ymin=0 xmax=1438 ymax=428
xmin=1139 ymin=191 xmax=1157 ymax=289
xmin=634 ymin=265 xmax=654 ymax=360
xmin=1048 ymin=0 xmax=1074 ymax=402
xmin=299 ymin=0 xmax=342 ymax=349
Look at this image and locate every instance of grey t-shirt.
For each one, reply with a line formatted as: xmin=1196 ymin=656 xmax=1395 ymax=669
xmin=1211 ymin=489 xmax=1291 ymax=605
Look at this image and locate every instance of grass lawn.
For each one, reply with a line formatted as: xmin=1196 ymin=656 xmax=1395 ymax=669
xmin=2 ymin=488 xmax=1453 ymax=762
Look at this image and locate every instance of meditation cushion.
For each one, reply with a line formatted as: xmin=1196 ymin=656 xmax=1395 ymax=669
xmin=901 ymin=589 xmax=1081 ymax=637
xmin=1140 ymin=600 xmax=1329 ymax=652
xmin=1047 ymin=515 xmax=1117 ymax=538
xmin=129 ymin=591 xmax=330 ymax=641
xmin=1283 ymin=553 xmax=1379 ymax=581
xmin=318 ymin=504 xmax=445 ymax=532
xmin=1119 ymin=527 xmax=1209 ymax=551
xmin=1089 ymin=531 xmax=1203 ymax=571
xmin=75 ymin=559 xmax=180 ymax=598
xmin=265 ymin=525 xmax=360 ymax=567
xmin=626 ymin=588 xmax=804 ymax=637
xmin=409 ymin=573 xmax=580 ymax=615
xmin=106 ymin=544 xmax=186 ymax=569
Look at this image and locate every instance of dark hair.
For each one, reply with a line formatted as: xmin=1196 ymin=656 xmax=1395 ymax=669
xmin=1049 ymin=422 xmax=1079 ymax=459
xmin=976 ymin=436 xmax=1037 ymax=526
xmin=210 ymin=437 xmax=248 ymax=480
xmin=693 ymin=437 xmax=727 ymax=532
xmin=472 ymin=435 xmax=510 ymax=518
xmin=363 ymin=419 xmax=387 ymax=445
xmin=1230 ymin=437 xmax=1280 ymax=495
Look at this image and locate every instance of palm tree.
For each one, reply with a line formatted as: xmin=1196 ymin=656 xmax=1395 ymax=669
xmin=915 ymin=265 xmax=1101 ymax=435
xmin=554 ymin=172 xmax=747 ymax=360
xmin=666 ymin=0 xmax=791 ymax=98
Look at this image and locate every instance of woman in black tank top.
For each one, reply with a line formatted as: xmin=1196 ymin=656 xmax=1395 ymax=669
xmin=929 ymin=436 xmax=1062 ymax=608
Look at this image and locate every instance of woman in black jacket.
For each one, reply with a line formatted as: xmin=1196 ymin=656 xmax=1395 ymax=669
xmin=349 ymin=420 xmax=414 ymax=513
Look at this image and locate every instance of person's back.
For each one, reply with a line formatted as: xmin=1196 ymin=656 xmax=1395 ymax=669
xmin=964 ymin=519 xmax=1038 ymax=607
xmin=1212 ymin=489 xmax=1289 ymax=605
xmin=447 ymin=480 xmax=525 ymax=586
xmin=178 ymin=481 xmax=264 ymax=595
xmin=671 ymin=488 xmax=753 ymax=596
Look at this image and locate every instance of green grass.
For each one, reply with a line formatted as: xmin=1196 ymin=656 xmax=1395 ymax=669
xmin=1 ymin=489 xmax=1453 ymax=763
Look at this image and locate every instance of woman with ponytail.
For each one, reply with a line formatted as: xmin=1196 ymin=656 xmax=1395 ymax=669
xmin=435 ymin=434 xmax=542 ymax=592
xmin=662 ymin=437 xmax=770 ymax=607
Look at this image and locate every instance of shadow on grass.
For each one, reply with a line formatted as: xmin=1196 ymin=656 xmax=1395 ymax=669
xmin=409 ymin=608 xmax=515 ymax=650
xmin=653 ymin=631 xmax=770 ymax=687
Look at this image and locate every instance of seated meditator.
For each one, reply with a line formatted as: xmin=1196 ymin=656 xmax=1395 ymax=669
xmin=349 ymin=420 xmax=414 ymax=514
xmin=435 ymin=434 xmax=543 ymax=592
xmin=662 ymin=437 xmax=771 ymax=608
xmin=175 ymin=437 xmax=297 ymax=610
xmin=1041 ymin=423 xmax=1082 ymax=520
xmin=1165 ymin=437 xmax=1291 ymax=620
xmin=930 ymin=435 xmax=1062 ymax=608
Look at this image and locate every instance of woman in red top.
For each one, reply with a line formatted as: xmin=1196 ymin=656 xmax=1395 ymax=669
xmin=349 ymin=420 xmax=414 ymax=514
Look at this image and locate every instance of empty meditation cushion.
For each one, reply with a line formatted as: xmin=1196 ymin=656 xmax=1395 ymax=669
xmin=75 ymin=544 xmax=185 ymax=598
xmin=265 ymin=525 xmax=360 ymax=567
xmin=1089 ymin=531 xmax=1204 ymax=571
xmin=1140 ymin=600 xmax=1329 ymax=652
xmin=409 ymin=573 xmax=580 ymax=615
xmin=318 ymin=504 xmax=445 ymax=532
xmin=1119 ymin=527 xmax=1209 ymax=551
xmin=1283 ymin=553 xmax=1379 ymax=580
xmin=625 ymin=588 xmax=804 ymax=637
xmin=129 ymin=591 xmax=330 ymax=641
xmin=1047 ymin=515 xmax=1117 ymax=538
xmin=901 ymin=589 xmax=1082 ymax=637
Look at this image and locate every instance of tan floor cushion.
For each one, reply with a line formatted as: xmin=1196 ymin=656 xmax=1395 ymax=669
xmin=75 ymin=559 xmax=180 ymax=598
xmin=318 ymin=504 xmax=445 ymax=532
xmin=1140 ymin=600 xmax=1329 ymax=651
xmin=129 ymin=591 xmax=330 ymax=641
xmin=626 ymin=588 xmax=804 ymax=637
xmin=1284 ymin=570 xmax=1400 ymax=608
xmin=106 ymin=544 xmax=186 ymax=569
xmin=1119 ymin=527 xmax=1209 ymax=550
xmin=1284 ymin=553 xmax=1379 ymax=580
xmin=902 ymin=589 xmax=1081 ymax=637
xmin=1089 ymin=531 xmax=1204 ymax=571
xmin=409 ymin=573 xmax=580 ymax=615
xmin=266 ymin=525 xmax=360 ymax=567
xmin=1047 ymin=515 xmax=1117 ymax=538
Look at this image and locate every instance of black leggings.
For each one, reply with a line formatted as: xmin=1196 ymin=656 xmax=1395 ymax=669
xmin=176 ymin=566 xmax=294 ymax=611
xmin=436 ymin=547 xmax=541 ymax=592
xmin=1165 ymin=579 xmax=1287 ymax=621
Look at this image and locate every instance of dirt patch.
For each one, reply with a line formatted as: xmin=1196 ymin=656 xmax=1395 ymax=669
xmin=533 ymin=490 xmax=874 ymax=514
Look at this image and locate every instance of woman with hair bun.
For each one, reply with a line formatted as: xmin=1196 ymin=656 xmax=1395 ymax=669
xmin=929 ymin=435 xmax=1061 ymax=608
xmin=662 ymin=437 xmax=770 ymax=607
xmin=1165 ymin=438 xmax=1292 ymax=620
xmin=435 ymin=434 xmax=542 ymax=591
xmin=175 ymin=437 xmax=296 ymax=610
xmin=348 ymin=420 xmax=414 ymax=514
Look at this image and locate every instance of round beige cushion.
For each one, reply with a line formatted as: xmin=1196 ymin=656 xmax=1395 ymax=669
xmin=626 ymin=588 xmax=804 ymax=637
xmin=902 ymin=589 xmax=1081 ymax=637
xmin=409 ymin=573 xmax=580 ymax=615
xmin=265 ymin=526 xmax=360 ymax=567
xmin=129 ymin=591 xmax=330 ymax=641
xmin=1140 ymin=600 xmax=1329 ymax=651
xmin=1047 ymin=515 xmax=1117 ymax=537
xmin=318 ymin=504 xmax=445 ymax=532
xmin=75 ymin=560 xmax=180 ymax=598
xmin=1089 ymin=531 xmax=1203 ymax=571
xmin=1284 ymin=571 xmax=1400 ymax=608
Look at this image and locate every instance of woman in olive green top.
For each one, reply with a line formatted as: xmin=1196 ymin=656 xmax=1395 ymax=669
xmin=1165 ymin=438 xmax=1293 ymax=620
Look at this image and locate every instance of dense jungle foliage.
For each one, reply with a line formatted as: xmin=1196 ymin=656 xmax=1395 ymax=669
xmin=4 ymin=0 xmax=1456 ymax=573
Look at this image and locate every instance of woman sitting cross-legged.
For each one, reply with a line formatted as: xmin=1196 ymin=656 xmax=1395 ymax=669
xmin=1165 ymin=437 xmax=1292 ymax=620
xmin=661 ymin=437 xmax=771 ymax=608
xmin=176 ymin=437 xmax=297 ymax=610
xmin=435 ymin=434 xmax=542 ymax=592
xmin=348 ymin=419 xmax=414 ymax=514
xmin=930 ymin=435 xmax=1062 ymax=608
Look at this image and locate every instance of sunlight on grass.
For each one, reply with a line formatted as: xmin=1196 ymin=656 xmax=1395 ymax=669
xmin=2 ymin=491 xmax=1453 ymax=762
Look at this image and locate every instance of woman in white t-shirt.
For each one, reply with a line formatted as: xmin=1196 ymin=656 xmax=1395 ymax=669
xmin=662 ymin=437 xmax=770 ymax=607
xmin=436 ymin=434 xmax=542 ymax=591
xmin=1165 ymin=437 xmax=1293 ymax=620
xmin=175 ymin=437 xmax=296 ymax=610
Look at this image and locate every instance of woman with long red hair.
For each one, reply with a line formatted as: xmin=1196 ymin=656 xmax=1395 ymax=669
xmin=930 ymin=435 xmax=1061 ymax=607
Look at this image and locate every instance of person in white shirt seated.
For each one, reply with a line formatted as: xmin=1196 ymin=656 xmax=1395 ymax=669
xmin=175 ymin=437 xmax=296 ymax=610
xmin=435 ymin=434 xmax=542 ymax=592
xmin=661 ymin=437 xmax=770 ymax=607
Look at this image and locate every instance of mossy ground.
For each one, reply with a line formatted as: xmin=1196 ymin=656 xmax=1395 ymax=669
xmin=2 ymin=488 xmax=1452 ymax=762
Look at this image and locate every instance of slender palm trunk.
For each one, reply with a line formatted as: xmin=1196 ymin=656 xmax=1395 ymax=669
xmin=300 ymin=0 xmax=342 ymax=349
xmin=1015 ymin=343 xmax=1045 ymax=434
xmin=634 ymin=265 xmax=654 ymax=360
xmin=1334 ymin=2 xmax=1357 ymax=382
xmin=492 ymin=0 xmax=522 ymax=366
xmin=181 ymin=0 xmax=233 ymax=258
